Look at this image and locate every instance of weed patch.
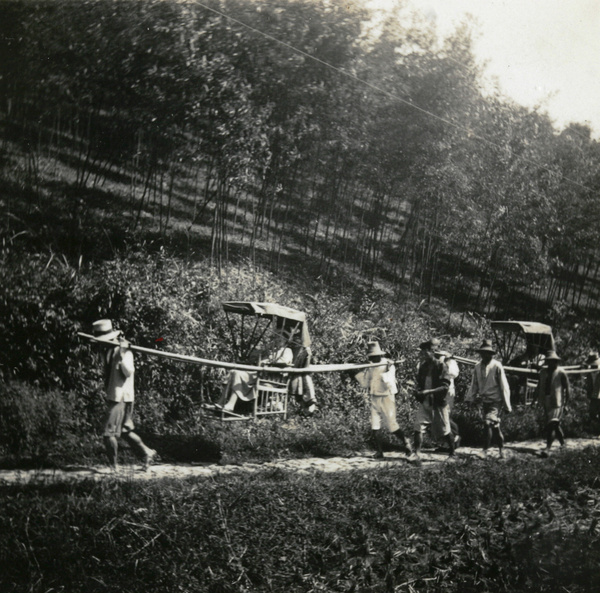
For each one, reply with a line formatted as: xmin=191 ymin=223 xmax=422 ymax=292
xmin=1 ymin=449 xmax=600 ymax=592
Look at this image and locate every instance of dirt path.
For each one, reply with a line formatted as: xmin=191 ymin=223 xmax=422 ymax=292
xmin=1 ymin=438 xmax=599 ymax=484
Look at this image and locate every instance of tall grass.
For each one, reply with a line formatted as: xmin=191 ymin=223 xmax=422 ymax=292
xmin=1 ymin=448 xmax=599 ymax=592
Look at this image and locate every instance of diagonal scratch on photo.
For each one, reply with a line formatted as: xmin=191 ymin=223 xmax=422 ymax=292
xmin=1 ymin=0 xmax=600 ymax=591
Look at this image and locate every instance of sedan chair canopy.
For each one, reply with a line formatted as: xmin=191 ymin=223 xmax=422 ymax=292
xmin=491 ymin=321 xmax=556 ymax=366
xmin=222 ymin=301 xmax=311 ymax=363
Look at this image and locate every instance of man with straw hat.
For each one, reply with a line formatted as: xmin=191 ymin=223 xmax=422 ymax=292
xmin=410 ymin=338 xmax=457 ymax=462
xmin=465 ymin=339 xmax=512 ymax=459
xmin=535 ymin=350 xmax=570 ymax=457
xmin=584 ymin=351 xmax=600 ymax=430
xmin=355 ymin=341 xmax=412 ymax=459
xmin=92 ymin=319 xmax=157 ymax=471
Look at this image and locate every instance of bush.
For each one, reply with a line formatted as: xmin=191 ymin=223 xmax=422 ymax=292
xmin=0 ymin=251 xmax=89 ymax=391
xmin=0 ymin=381 xmax=91 ymax=464
xmin=208 ymin=407 xmax=370 ymax=465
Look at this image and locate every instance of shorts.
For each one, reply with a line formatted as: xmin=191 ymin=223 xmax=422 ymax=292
xmin=544 ymin=406 xmax=563 ymax=424
xmin=414 ymin=400 xmax=451 ymax=438
xmin=482 ymin=403 xmax=501 ymax=427
xmin=103 ymin=401 xmax=135 ymax=437
xmin=370 ymin=395 xmax=400 ymax=432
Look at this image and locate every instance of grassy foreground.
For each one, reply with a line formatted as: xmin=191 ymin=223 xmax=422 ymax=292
xmin=1 ymin=449 xmax=600 ymax=592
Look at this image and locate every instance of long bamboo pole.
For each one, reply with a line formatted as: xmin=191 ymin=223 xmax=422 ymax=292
xmin=453 ymin=354 xmax=597 ymax=377
xmin=78 ymin=333 xmax=401 ymax=374
xmin=79 ymin=333 xmax=599 ymax=377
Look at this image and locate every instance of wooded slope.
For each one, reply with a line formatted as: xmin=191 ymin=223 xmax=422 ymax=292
xmin=2 ymin=0 xmax=600 ymax=319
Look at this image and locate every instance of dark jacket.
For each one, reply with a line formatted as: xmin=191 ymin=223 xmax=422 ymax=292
xmin=416 ymin=359 xmax=450 ymax=406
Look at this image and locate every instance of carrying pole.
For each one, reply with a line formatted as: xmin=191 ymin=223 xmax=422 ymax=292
xmin=77 ymin=332 xmax=400 ymax=374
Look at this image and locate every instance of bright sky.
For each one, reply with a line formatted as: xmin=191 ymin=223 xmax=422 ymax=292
xmin=366 ymin=0 xmax=600 ymax=136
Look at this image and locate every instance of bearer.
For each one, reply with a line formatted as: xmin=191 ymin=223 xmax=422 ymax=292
xmin=355 ymin=341 xmax=412 ymax=459
xmin=465 ymin=339 xmax=512 ymax=459
xmin=92 ymin=319 xmax=157 ymax=471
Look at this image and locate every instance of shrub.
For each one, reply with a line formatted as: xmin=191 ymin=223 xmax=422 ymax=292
xmin=0 ymin=381 xmax=89 ymax=464
xmin=0 ymin=251 xmax=89 ymax=391
xmin=210 ymin=407 xmax=370 ymax=464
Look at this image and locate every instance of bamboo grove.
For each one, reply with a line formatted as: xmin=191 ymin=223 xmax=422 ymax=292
xmin=2 ymin=0 xmax=600 ymax=319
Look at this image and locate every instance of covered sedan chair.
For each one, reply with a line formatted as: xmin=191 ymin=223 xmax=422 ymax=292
xmin=491 ymin=321 xmax=556 ymax=405
xmin=210 ymin=302 xmax=313 ymax=421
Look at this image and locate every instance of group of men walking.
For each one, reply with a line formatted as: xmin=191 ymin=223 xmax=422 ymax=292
xmin=89 ymin=318 xmax=591 ymax=471
xmin=356 ymin=337 xmax=574 ymax=462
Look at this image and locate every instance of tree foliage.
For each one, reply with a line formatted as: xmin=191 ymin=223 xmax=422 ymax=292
xmin=2 ymin=0 xmax=600 ymax=319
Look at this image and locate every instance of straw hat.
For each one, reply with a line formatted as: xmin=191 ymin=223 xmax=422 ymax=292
xmin=545 ymin=350 xmax=561 ymax=362
xmin=92 ymin=319 xmax=121 ymax=341
xmin=586 ymin=351 xmax=600 ymax=365
xmin=476 ymin=339 xmax=496 ymax=354
xmin=419 ymin=338 xmax=441 ymax=351
xmin=367 ymin=341 xmax=386 ymax=358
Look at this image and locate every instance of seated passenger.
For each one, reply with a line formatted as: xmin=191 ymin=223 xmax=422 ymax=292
xmin=508 ymin=344 xmax=545 ymax=405
xmin=219 ymin=335 xmax=293 ymax=412
xmin=289 ymin=345 xmax=318 ymax=415
xmin=508 ymin=344 xmax=545 ymax=370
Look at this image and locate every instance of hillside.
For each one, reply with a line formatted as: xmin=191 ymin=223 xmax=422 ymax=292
xmin=3 ymin=0 xmax=600 ymax=320
xmin=3 ymin=5 xmax=600 ymax=592
xmin=2 ymin=0 xmax=600 ymax=467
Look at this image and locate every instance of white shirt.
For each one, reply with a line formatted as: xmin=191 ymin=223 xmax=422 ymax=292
xmin=262 ymin=347 xmax=293 ymax=366
xmin=356 ymin=359 xmax=397 ymax=396
xmin=441 ymin=357 xmax=459 ymax=397
xmin=105 ymin=346 xmax=135 ymax=403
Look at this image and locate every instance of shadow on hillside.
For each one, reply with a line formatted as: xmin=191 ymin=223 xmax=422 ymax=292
xmin=6 ymin=144 xmax=600 ymax=321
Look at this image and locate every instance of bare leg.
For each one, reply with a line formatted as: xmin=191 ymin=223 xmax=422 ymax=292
xmin=546 ymin=423 xmax=555 ymax=449
xmin=494 ymin=426 xmax=505 ymax=456
xmin=393 ymin=428 xmax=412 ymax=454
xmin=450 ymin=419 xmax=461 ymax=448
xmin=103 ymin=435 xmax=118 ymax=469
xmin=123 ymin=431 xmax=157 ymax=469
xmin=123 ymin=431 xmax=152 ymax=458
xmin=413 ymin=431 xmax=423 ymax=456
xmin=484 ymin=425 xmax=493 ymax=452
xmin=303 ymin=376 xmax=317 ymax=413
xmin=450 ymin=419 xmax=460 ymax=437
xmin=445 ymin=433 xmax=455 ymax=457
